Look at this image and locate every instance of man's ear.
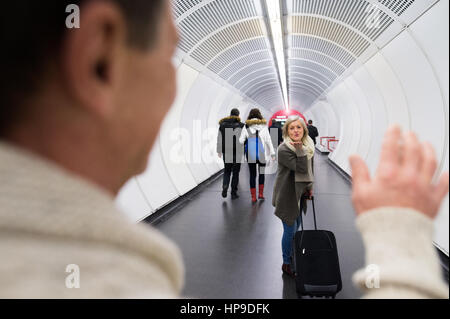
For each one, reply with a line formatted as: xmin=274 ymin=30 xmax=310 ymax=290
xmin=60 ymin=0 xmax=127 ymax=119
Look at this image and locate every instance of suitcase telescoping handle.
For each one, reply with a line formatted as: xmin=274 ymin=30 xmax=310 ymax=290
xmin=299 ymin=195 xmax=317 ymax=231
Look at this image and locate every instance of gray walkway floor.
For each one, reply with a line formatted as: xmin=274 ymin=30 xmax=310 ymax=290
xmin=154 ymin=152 xmax=365 ymax=299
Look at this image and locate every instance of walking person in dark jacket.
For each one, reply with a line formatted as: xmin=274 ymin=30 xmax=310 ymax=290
xmin=217 ymin=108 xmax=245 ymax=199
xmin=270 ymin=119 xmax=284 ymax=149
xmin=307 ymin=120 xmax=319 ymax=145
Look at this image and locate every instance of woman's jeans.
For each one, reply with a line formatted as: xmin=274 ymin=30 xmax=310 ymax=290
xmin=281 ymin=214 xmax=303 ymax=265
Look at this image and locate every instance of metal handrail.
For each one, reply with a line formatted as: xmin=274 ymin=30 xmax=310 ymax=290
xmin=320 ymin=136 xmax=336 ymax=147
xmin=327 ymin=139 xmax=339 ymax=152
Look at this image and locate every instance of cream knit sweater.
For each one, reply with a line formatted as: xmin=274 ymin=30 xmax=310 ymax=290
xmin=0 ymin=142 xmax=447 ymax=298
xmin=353 ymin=207 xmax=448 ymax=298
xmin=0 ymin=142 xmax=184 ymax=298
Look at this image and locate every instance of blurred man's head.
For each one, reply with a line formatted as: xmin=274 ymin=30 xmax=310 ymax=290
xmin=230 ymin=108 xmax=240 ymax=117
xmin=308 ymin=120 xmax=313 ymax=125
xmin=0 ymin=1 xmax=179 ymax=194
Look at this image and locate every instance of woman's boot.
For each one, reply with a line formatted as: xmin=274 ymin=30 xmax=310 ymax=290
xmin=282 ymin=264 xmax=295 ymax=278
xmin=250 ymin=188 xmax=257 ymax=203
xmin=258 ymin=184 xmax=265 ymax=200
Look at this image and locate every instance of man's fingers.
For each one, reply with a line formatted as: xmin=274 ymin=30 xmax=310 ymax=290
xmin=377 ymin=125 xmax=402 ymax=176
xmin=434 ymin=172 xmax=449 ymax=203
xmin=421 ymin=142 xmax=437 ymax=184
xmin=402 ymin=132 xmax=422 ymax=177
xmin=350 ymin=155 xmax=371 ymax=187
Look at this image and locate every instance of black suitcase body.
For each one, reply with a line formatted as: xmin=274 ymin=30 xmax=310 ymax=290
xmin=293 ymin=197 xmax=342 ymax=298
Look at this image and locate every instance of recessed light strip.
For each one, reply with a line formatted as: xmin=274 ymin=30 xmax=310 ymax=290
xmin=265 ymin=0 xmax=289 ymax=110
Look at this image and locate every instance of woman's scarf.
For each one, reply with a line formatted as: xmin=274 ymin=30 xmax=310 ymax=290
xmin=284 ymin=135 xmax=315 ymax=160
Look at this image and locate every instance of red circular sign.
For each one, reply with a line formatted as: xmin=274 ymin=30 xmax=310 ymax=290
xmin=268 ymin=109 xmax=307 ymax=127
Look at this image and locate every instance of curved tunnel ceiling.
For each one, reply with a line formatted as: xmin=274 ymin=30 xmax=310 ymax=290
xmin=173 ymin=0 xmax=434 ymax=112
xmin=173 ymin=0 xmax=284 ymax=110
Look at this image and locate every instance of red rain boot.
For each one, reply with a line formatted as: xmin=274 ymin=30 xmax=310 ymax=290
xmin=282 ymin=264 xmax=295 ymax=278
xmin=258 ymin=184 xmax=265 ymax=200
xmin=250 ymin=188 xmax=257 ymax=203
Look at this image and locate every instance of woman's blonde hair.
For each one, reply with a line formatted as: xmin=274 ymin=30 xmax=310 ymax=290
xmin=282 ymin=116 xmax=309 ymax=142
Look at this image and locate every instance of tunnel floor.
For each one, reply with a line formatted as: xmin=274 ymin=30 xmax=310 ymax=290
xmin=154 ymin=152 xmax=365 ymax=299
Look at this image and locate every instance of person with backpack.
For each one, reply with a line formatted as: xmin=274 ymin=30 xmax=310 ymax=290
xmin=239 ymin=109 xmax=276 ymax=203
xmin=217 ymin=108 xmax=245 ymax=199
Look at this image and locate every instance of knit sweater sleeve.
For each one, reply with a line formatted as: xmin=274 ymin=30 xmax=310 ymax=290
xmin=353 ymin=207 xmax=449 ymax=299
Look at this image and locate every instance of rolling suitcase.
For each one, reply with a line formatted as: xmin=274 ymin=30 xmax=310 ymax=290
xmin=293 ymin=196 xmax=342 ymax=298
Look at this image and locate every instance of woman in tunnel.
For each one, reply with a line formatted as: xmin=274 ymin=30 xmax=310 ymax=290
xmin=272 ymin=116 xmax=315 ymax=277
xmin=239 ymin=108 xmax=276 ymax=203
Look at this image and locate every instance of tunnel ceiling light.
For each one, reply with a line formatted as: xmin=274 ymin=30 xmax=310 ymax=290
xmin=265 ymin=0 xmax=289 ymax=110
